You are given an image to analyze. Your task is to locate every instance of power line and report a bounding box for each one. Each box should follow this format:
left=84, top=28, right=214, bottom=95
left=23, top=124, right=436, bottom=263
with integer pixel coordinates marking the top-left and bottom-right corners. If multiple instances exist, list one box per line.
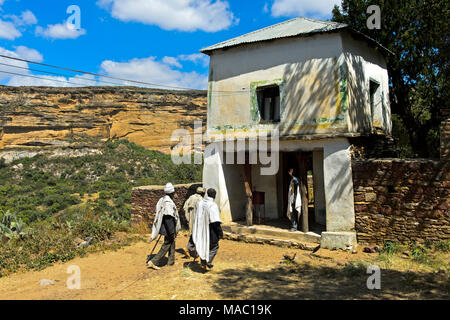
left=0, top=69, right=249, bottom=99
left=0, top=53, right=249, bottom=93
left=0, top=62, right=126, bottom=87
left=0, top=70, right=96, bottom=86
left=0, top=54, right=188, bottom=90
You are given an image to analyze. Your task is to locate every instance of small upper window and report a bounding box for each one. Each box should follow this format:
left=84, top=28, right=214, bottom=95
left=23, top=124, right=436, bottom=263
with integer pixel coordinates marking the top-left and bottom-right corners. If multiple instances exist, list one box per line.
left=369, top=80, right=380, bottom=121
left=257, top=85, right=280, bottom=123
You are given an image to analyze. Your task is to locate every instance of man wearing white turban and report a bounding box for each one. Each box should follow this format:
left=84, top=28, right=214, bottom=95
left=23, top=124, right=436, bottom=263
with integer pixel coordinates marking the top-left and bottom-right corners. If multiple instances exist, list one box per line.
left=147, top=183, right=181, bottom=270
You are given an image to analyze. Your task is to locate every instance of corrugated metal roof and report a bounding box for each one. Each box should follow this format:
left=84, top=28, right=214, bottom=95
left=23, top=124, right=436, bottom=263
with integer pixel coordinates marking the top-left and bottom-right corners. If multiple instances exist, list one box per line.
left=200, top=17, right=348, bottom=54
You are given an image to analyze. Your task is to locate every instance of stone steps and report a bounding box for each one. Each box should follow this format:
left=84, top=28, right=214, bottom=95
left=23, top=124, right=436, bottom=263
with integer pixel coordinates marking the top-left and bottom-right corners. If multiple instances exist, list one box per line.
left=223, top=232, right=319, bottom=251
left=222, top=224, right=321, bottom=251
left=222, top=224, right=321, bottom=243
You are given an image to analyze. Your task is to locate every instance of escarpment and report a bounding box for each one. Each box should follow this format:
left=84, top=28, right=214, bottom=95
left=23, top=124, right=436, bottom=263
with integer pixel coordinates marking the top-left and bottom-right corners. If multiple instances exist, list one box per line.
left=0, top=86, right=207, bottom=157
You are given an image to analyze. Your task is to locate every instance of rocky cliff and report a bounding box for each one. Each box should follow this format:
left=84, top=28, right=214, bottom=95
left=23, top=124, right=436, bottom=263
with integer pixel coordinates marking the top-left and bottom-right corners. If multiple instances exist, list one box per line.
left=0, top=86, right=207, bottom=159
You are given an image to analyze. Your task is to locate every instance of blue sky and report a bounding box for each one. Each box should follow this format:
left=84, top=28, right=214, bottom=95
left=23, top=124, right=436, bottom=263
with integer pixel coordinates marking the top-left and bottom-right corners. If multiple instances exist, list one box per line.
left=0, top=0, right=340, bottom=89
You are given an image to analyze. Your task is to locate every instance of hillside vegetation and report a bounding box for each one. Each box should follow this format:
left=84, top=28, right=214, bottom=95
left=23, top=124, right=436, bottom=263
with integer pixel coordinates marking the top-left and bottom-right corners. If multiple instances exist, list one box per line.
left=0, top=139, right=202, bottom=276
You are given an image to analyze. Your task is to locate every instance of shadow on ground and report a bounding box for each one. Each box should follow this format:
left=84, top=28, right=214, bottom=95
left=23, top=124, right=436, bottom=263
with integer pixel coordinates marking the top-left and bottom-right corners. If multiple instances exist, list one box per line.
left=210, top=260, right=450, bottom=300
left=183, top=261, right=208, bottom=274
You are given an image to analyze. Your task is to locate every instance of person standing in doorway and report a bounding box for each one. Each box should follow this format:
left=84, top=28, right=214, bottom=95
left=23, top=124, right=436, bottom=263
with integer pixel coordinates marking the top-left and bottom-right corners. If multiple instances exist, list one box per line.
left=182, top=187, right=206, bottom=259
left=287, top=168, right=301, bottom=231
left=192, top=188, right=223, bottom=270
left=147, top=183, right=181, bottom=270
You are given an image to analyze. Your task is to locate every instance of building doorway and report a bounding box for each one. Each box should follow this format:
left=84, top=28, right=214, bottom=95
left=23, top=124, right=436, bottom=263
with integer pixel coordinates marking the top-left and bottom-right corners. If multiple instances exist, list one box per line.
left=277, top=151, right=326, bottom=234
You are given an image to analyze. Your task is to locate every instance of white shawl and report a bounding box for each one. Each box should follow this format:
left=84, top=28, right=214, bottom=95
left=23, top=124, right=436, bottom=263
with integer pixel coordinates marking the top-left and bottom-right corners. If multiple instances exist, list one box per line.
left=287, top=178, right=302, bottom=221
left=151, top=195, right=181, bottom=242
left=183, top=193, right=203, bottom=233
left=192, top=196, right=221, bottom=262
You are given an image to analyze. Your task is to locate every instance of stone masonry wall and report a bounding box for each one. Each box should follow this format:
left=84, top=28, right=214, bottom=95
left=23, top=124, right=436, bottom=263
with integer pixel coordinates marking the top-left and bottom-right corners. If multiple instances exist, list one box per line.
left=352, top=159, right=450, bottom=244
left=131, top=183, right=201, bottom=231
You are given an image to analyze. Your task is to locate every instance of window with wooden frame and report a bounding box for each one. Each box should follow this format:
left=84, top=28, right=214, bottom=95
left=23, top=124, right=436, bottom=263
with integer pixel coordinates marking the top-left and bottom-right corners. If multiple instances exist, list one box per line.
left=256, top=85, right=281, bottom=123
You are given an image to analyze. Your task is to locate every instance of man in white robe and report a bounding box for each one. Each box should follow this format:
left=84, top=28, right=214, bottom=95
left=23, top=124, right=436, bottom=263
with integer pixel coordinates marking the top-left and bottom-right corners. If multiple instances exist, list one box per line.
left=287, top=168, right=302, bottom=231
left=182, top=187, right=206, bottom=258
left=147, top=183, right=181, bottom=270
left=192, top=188, right=223, bottom=270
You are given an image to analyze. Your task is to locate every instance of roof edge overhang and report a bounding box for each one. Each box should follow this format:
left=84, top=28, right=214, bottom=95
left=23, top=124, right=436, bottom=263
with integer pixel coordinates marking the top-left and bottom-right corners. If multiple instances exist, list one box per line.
left=200, top=26, right=394, bottom=58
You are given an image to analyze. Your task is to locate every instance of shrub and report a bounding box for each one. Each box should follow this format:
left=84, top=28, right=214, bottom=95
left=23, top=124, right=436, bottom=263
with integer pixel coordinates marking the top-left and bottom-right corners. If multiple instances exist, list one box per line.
left=72, top=216, right=117, bottom=243
left=380, top=241, right=402, bottom=255
left=409, top=242, right=429, bottom=263
left=434, top=240, right=450, bottom=253
left=0, top=210, right=28, bottom=241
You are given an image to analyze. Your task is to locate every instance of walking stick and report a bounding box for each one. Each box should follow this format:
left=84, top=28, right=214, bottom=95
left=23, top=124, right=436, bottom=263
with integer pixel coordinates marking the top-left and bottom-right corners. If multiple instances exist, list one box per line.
left=146, top=235, right=162, bottom=264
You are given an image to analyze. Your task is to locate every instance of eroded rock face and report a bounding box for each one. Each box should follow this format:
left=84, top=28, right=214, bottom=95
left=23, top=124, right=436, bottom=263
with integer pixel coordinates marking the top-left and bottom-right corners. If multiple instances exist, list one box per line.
left=0, top=86, right=207, bottom=153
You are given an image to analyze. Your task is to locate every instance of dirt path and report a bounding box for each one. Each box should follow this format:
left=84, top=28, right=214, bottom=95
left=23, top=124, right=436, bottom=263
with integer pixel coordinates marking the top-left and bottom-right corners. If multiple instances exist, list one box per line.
left=0, top=233, right=448, bottom=300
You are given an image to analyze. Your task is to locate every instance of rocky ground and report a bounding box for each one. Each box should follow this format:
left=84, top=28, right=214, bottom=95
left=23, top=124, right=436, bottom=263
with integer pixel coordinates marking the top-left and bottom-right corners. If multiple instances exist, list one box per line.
left=0, top=232, right=448, bottom=300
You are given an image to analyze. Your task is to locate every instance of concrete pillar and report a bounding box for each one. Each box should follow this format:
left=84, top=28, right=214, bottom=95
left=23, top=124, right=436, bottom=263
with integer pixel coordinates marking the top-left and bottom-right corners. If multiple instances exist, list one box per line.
left=321, top=138, right=356, bottom=249
left=203, top=143, right=232, bottom=223
left=312, top=150, right=326, bottom=226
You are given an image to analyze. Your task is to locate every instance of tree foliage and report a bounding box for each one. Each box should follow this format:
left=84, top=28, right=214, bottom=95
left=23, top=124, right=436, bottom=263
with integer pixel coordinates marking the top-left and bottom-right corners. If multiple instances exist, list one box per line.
left=332, top=0, right=449, bottom=157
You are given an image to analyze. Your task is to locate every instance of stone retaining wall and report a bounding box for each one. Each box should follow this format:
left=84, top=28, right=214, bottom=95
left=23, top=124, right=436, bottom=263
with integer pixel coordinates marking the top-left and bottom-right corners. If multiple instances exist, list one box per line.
left=352, top=159, right=450, bottom=244
left=131, top=182, right=202, bottom=231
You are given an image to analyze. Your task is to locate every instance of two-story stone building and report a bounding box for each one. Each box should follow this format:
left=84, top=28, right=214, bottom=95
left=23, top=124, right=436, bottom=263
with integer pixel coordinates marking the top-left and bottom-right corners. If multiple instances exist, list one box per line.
left=200, top=17, right=392, bottom=249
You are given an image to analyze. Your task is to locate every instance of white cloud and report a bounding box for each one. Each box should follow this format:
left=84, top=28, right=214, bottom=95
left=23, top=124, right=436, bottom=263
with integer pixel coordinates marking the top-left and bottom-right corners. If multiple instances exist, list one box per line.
left=35, top=22, right=86, bottom=39
left=7, top=74, right=68, bottom=87
left=100, top=56, right=208, bottom=89
left=162, top=56, right=182, bottom=68
left=5, top=10, right=38, bottom=26
left=271, top=0, right=340, bottom=19
left=97, top=0, right=237, bottom=32
left=0, top=19, right=21, bottom=40
left=14, top=46, right=43, bottom=62
left=178, top=53, right=209, bottom=67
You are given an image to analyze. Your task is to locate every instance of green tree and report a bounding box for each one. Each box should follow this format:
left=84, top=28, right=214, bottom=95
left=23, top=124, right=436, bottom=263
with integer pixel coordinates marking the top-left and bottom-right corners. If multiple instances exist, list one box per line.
left=332, top=0, right=449, bottom=158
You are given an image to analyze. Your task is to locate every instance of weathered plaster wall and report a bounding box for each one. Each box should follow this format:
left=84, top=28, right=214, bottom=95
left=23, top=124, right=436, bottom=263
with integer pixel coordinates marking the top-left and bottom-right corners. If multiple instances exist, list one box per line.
left=342, top=31, right=391, bottom=135
left=206, top=32, right=391, bottom=141
left=251, top=164, right=280, bottom=220
left=207, top=33, right=350, bottom=138
left=352, top=159, right=449, bottom=244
